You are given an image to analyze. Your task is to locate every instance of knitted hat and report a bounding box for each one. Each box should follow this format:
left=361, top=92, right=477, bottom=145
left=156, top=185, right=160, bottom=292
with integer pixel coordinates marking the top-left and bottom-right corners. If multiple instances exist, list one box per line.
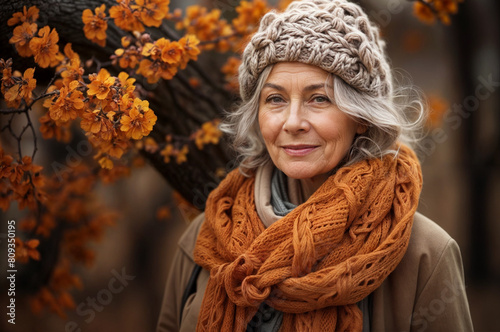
left=238, top=0, right=392, bottom=102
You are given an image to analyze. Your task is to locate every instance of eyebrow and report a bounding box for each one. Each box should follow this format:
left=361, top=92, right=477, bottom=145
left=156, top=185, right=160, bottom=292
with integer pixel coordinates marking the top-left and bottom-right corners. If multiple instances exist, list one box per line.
left=262, top=82, right=333, bottom=92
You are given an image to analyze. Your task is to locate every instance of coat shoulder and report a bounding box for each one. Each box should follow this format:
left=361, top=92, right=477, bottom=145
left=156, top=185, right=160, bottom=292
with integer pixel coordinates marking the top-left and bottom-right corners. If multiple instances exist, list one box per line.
left=406, top=212, right=454, bottom=262
left=397, top=211, right=459, bottom=294
left=370, top=212, right=473, bottom=332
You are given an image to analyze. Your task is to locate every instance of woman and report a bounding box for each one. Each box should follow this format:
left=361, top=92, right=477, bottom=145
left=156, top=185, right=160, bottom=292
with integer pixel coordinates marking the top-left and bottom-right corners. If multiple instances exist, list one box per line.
left=157, top=0, right=473, bottom=331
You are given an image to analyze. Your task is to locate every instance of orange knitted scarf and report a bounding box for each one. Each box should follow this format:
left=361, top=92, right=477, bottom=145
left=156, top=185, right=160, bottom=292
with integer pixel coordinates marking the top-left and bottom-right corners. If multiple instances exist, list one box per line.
left=193, top=145, right=422, bottom=331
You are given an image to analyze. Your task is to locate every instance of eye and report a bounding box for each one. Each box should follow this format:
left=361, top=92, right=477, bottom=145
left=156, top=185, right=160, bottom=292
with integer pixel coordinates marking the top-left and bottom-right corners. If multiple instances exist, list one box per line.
left=311, top=95, right=330, bottom=103
left=265, top=95, right=285, bottom=104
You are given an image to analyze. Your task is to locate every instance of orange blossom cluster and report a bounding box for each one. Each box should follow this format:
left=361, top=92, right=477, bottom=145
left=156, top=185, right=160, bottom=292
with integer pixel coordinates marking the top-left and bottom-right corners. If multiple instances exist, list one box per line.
left=413, top=0, right=463, bottom=25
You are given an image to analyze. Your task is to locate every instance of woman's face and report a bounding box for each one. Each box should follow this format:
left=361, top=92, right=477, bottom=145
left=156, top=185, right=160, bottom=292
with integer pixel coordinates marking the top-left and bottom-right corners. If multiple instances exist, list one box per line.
left=258, top=62, right=364, bottom=180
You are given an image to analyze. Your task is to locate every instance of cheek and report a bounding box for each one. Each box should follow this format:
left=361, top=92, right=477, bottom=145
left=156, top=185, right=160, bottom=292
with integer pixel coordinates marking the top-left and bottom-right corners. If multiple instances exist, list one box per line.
left=319, top=117, right=358, bottom=150
left=259, top=112, right=281, bottom=144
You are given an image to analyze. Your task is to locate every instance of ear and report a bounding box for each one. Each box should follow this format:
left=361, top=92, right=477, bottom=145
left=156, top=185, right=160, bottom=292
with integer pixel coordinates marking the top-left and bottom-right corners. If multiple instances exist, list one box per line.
left=356, top=122, right=368, bottom=135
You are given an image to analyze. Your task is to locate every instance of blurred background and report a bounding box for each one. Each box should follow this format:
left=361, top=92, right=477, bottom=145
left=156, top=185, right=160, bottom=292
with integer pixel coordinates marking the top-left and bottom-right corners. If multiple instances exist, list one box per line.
left=1, top=0, right=499, bottom=331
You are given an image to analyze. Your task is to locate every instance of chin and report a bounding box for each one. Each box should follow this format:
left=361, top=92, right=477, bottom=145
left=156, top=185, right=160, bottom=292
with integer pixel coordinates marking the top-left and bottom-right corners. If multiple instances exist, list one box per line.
left=280, top=167, right=318, bottom=180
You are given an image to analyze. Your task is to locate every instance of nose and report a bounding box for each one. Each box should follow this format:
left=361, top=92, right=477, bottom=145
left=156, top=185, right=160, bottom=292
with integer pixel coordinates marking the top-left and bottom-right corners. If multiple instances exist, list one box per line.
left=283, top=100, right=310, bottom=134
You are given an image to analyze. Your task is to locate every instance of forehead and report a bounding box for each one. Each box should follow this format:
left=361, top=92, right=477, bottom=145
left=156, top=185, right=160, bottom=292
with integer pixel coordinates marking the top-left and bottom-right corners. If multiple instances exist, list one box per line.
left=266, top=62, right=330, bottom=81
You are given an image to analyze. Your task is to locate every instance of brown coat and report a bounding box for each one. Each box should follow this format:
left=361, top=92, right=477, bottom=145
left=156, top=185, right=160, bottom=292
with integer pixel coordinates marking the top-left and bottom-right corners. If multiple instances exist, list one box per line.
left=157, top=212, right=473, bottom=332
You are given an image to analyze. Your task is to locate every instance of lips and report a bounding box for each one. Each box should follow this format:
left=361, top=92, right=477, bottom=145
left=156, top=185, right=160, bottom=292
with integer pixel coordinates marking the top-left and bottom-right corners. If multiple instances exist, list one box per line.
left=281, top=144, right=319, bottom=156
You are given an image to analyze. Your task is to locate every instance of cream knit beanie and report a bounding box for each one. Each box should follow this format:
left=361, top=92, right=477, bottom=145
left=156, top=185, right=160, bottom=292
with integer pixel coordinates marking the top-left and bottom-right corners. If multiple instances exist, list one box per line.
left=239, top=0, right=393, bottom=101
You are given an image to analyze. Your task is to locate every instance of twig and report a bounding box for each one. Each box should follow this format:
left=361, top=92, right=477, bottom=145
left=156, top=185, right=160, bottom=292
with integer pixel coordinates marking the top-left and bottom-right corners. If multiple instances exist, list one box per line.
left=0, top=108, right=26, bottom=114
left=0, top=91, right=58, bottom=114
left=24, top=110, right=38, bottom=160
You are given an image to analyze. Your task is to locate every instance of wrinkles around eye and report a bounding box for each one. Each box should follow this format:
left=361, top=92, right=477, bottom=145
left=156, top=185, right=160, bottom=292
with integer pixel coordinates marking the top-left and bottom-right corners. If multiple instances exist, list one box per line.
left=265, top=95, right=285, bottom=104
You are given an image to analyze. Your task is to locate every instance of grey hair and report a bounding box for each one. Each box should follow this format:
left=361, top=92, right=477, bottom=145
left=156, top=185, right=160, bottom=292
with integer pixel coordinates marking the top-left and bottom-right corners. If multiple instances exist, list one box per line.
left=332, top=71, right=427, bottom=166
left=220, top=65, right=274, bottom=175
left=221, top=65, right=426, bottom=175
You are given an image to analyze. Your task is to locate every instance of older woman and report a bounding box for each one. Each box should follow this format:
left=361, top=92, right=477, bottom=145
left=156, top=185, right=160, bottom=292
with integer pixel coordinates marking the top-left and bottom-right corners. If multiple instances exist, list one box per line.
left=157, top=0, right=473, bottom=331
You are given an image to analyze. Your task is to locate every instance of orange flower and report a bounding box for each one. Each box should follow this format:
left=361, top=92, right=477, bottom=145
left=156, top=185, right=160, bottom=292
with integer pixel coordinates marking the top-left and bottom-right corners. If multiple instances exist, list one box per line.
left=99, top=138, right=130, bottom=159
left=0, top=58, right=14, bottom=86
left=117, top=71, right=136, bottom=95
left=3, top=88, right=20, bottom=107
left=13, top=181, right=37, bottom=210
left=15, top=238, right=41, bottom=263
left=48, top=81, right=84, bottom=122
left=182, top=5, right=206, bottom=29
left=160, top=143, right=174, bottom=163
left=9, top=22, right=38, bottom=57
left=414, top=2, right=436, bottom=24
left=0, top=162, right=14, bottom=185
left=58, top=44, right=84, bottom=86
left=137, top=59, right=178, bottom=83
left=115, top=46, right=140, bottom=69
left=60, top=63, right=83, bottom=86
left=161, top=40, right=183, bottom=64
left=8, top=6, right=39, bottom=26
left=216, top=25, right=234, bottom=52
left=121, top=36, right=131, bottom=48
left=3, top=68, right=37, bottom=107
left=57, top=292, right=76, bottom=311
left=20, top=68, right=37, bottom=101
left=87, top=68, right=115, bottom=100
left=233, top=0, right=269, bottom=35
left=132, top=0, right=170, bottom=28
left=120, top=98, right=157, bottom=140
left=434, top=0, right=459, bottom=14
left=29, top=26, right=61, bottom=68
left=194, top=120, right=222, bottom=149
left=35, top=214, right=56, bottom=238
left=20, top=155, right=43, bottom=174
left=168, top=8, right=182, bottom=21
left=39, top=113, right=72, bottom=142
left=178, top=35, right=200, bottom=69
left=142, top=137, right=159, bottom=153
left=427, top=94, right=449, bottom=127
left=438, top=13, right=451, bottom=25
left=181, top=6, right=233, bottom=51
left=176, top=145, right=189, bottom=164
left=82, top=4, right=108, bottom=47
left=98, top=156, right=114, bottom=169
left=81, top=109, right=115, bottom=141
left=81, top=111, right=101, bottom=134
left=19, top=215, right=37, bottom=233
left=142, top=39, right=164, bottom=60
left=110, top=2, right=145, bottom=32
left=154, top=141, right=189, bottom=164
left=62, top=43, right=80, bottom=64
left=221, top=56, right=241, bottom=91
left=1, top=61, right=16, bottom=107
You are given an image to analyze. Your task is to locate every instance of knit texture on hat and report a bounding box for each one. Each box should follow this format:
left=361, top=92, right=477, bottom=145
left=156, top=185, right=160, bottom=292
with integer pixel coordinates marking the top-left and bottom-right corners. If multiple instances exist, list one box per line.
left=239, top=0, right=392, bottom=101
